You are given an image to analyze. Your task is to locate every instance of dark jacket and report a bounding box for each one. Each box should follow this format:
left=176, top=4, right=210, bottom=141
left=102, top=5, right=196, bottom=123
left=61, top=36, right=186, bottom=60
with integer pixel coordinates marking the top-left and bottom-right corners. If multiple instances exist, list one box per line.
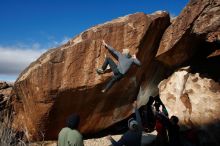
left=110, top=109, right=143, bottom=146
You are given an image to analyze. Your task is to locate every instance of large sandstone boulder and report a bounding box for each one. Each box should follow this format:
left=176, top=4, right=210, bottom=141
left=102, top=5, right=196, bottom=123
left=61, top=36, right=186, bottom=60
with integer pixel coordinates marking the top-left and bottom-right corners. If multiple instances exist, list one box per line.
left=13, top=12, right=170, bottom=141
left=158, top=67, right=220, bottom=145
left=156, top=0, right=220, bottom=67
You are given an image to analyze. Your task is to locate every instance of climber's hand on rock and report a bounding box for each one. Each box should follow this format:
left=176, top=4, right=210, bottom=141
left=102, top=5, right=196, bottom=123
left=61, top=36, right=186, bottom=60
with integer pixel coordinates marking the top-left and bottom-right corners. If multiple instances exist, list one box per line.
left=102, top=40, right=107, bottom=47
left=132, top=54, right=137, bottom=59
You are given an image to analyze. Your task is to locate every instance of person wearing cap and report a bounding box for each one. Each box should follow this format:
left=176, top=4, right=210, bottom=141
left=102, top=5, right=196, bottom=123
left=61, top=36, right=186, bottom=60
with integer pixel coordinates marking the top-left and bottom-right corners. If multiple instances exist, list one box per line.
left=106, top=100, right=143, bottom=146
left=58, top=114, right=84, bottom=146
left=96, top=40, right=141, bottom=93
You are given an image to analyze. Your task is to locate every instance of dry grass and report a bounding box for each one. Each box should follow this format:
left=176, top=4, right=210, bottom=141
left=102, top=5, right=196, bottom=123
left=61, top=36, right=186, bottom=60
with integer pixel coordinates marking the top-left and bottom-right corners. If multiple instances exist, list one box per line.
left=0, top=94, right=26, bottom=146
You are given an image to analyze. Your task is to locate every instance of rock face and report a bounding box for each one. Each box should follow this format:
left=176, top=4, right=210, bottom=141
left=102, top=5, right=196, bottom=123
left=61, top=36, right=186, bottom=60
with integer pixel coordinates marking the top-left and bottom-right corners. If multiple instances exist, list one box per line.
left=159, top=68, right=220, bottom=145
left=156, top=0, right=220, bottom=67
left=137, top=61, right=170, bottom=106
left=13, top=12, right=170, bottom=141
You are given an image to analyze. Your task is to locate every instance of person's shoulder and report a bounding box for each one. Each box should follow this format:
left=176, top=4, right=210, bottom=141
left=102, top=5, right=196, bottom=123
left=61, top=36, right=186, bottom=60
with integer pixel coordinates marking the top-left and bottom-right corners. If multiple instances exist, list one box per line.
left=59, top=127, right=71, bottom=136
left=66, top=130, right=83, bottom=144
left=70, top=129, right=83, bottom=137
left=60, top=127, right=70, bottom=132
left=74, top=129, right=82, bottom=134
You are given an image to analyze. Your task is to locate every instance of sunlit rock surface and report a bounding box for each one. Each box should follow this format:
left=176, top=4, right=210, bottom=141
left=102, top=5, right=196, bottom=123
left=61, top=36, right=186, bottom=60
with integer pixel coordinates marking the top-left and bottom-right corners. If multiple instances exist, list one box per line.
left=156, top=0, right=220, bottom=67
left=159, top=67, right=220, bottom=145
left=13, top=12, right=170, bottom=141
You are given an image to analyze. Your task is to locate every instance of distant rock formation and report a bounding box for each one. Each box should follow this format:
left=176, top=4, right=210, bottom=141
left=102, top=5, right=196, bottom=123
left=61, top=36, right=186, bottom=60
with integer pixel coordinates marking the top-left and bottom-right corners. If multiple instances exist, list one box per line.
left=0, top=81, right=9, bottom=90
left=0, top=81, right=14, bottom=102
left=13, top=12, right=170, bottom=141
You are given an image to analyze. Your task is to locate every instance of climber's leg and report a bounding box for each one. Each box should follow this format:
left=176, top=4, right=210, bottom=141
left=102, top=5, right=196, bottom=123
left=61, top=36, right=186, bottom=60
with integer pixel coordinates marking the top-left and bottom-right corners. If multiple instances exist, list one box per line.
left=97, top=57, right=118, bottom=74
left=102, top=73, right=123, bottom=93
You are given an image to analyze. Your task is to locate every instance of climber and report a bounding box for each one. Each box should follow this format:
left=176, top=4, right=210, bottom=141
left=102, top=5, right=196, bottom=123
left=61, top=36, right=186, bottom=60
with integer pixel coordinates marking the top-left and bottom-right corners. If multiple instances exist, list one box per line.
left=96, top=40, right=141, bottom=93
left=106, top=100, right=143, bottom=146
left=58, top=114, right=84, bottom=146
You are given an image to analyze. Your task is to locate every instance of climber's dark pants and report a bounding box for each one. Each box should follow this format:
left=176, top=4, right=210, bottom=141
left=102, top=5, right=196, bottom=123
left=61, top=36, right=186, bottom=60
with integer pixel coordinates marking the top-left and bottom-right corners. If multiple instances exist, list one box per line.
left=102, top=57, right=123, bottom=91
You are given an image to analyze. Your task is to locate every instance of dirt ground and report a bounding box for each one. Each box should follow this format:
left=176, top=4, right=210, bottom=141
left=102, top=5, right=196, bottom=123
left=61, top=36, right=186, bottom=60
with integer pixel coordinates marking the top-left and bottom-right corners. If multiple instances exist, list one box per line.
left=29, top=131, right=157, bottom=146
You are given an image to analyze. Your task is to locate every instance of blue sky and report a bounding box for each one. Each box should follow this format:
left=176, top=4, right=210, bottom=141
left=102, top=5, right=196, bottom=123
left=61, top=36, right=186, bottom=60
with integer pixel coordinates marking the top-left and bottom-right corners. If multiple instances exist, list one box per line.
left=0, top=0, right=188, bottom=82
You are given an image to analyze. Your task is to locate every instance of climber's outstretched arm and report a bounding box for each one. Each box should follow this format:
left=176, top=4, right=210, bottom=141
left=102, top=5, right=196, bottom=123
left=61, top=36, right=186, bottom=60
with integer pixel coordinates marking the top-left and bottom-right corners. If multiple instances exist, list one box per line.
left=132, top=54, right=141, bottom=66
left=103, top=40, right=121, bottom=58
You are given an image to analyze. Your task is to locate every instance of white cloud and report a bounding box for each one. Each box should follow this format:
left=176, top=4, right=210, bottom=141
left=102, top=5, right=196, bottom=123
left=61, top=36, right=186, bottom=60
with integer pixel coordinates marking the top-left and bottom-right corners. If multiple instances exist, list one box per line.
left=0, top=36, right=70, bottom=82
left=0, top=46, right=45, bottom=75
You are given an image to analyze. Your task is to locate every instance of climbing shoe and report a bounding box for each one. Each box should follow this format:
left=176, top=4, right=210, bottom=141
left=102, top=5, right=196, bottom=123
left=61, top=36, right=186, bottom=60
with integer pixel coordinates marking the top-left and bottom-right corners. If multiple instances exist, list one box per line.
left=101, top=89, right=106, bottom=93
left=96, top=68, right=105, bottom=74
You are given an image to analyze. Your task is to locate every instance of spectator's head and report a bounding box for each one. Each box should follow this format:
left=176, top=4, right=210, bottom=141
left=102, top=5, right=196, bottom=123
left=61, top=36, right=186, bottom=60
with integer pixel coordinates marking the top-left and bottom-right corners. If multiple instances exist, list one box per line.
left=128, top=118, right=138, bottom=131
left=170, top=115, right=179, bottom=125
left=122, top=49, right=130, bottom=56
left=66, top=114, right=80, bottom=130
